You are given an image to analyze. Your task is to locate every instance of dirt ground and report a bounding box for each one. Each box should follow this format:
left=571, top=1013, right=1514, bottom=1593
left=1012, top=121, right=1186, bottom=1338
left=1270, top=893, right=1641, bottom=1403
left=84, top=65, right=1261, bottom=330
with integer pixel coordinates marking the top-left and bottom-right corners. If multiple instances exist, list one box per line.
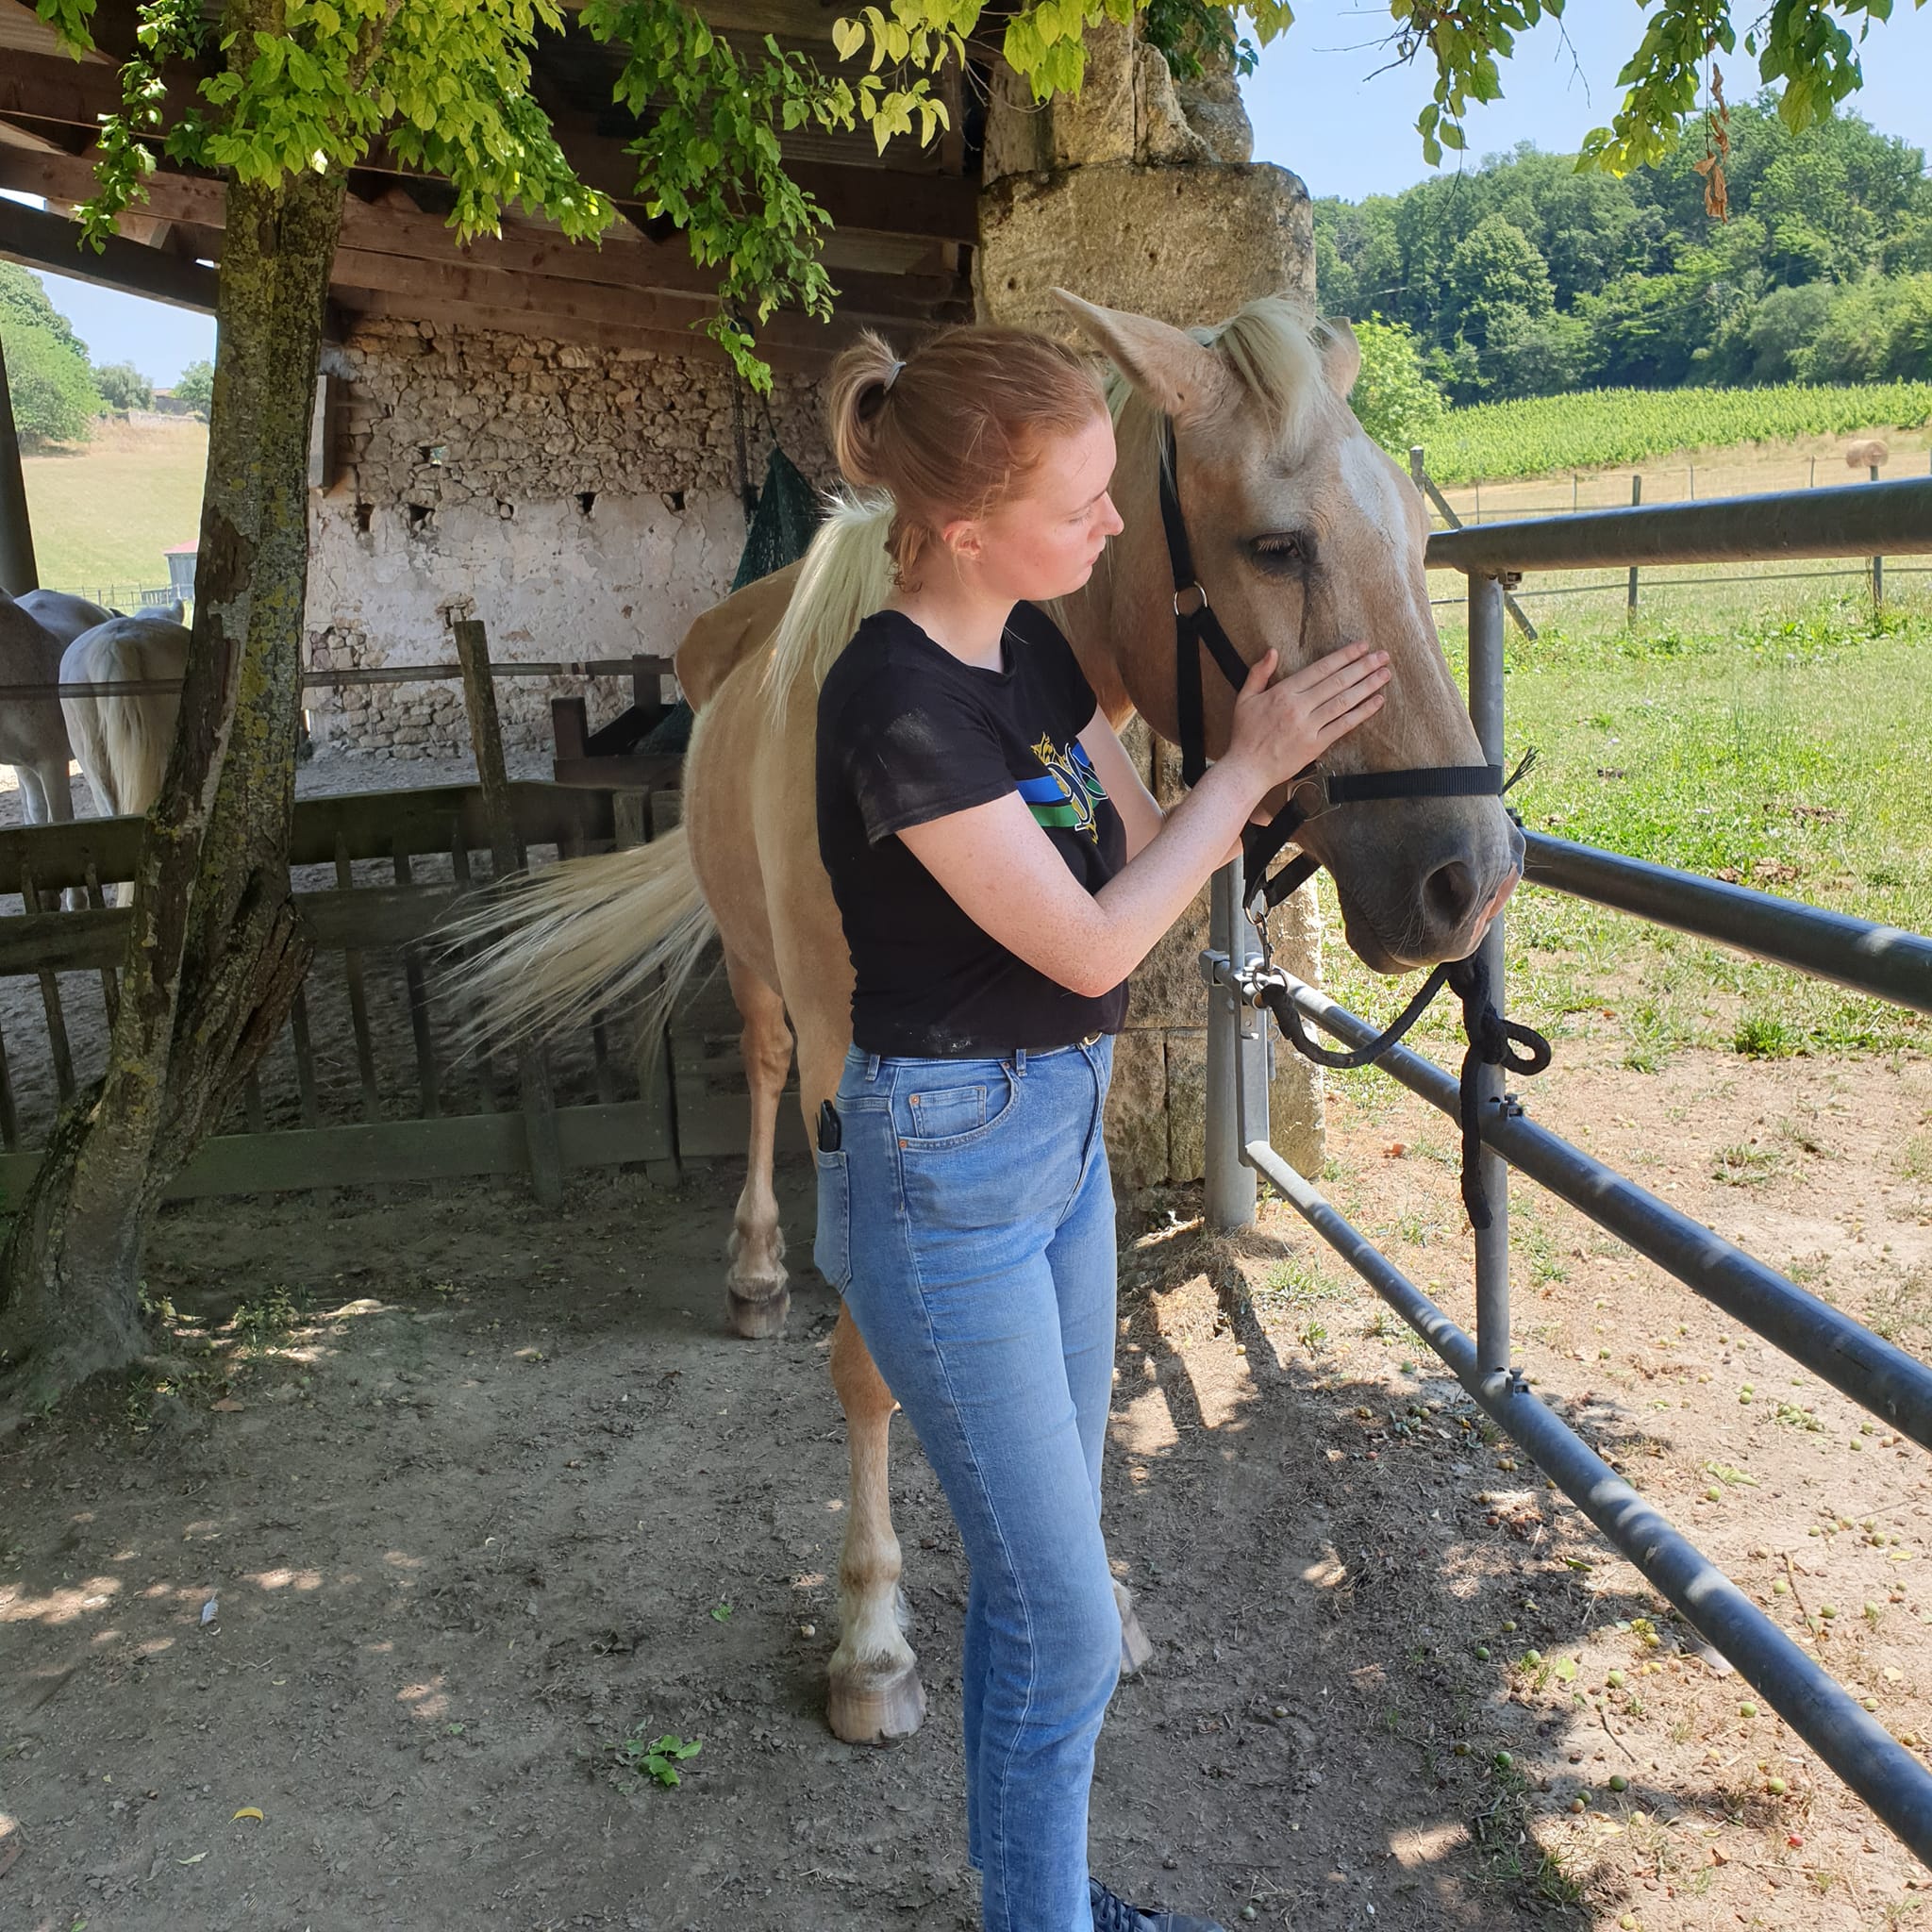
left=3, top=998, right=1929, bottom=1931
left=5, top=753, right=1932, bottom=1929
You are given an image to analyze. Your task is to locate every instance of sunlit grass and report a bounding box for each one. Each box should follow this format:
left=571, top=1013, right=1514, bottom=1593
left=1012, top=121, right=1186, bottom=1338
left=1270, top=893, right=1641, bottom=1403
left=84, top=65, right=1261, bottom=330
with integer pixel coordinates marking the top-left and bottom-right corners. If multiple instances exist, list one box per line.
left=19, top=415, right=206, bottom=599
left=1310, top=590, right=1932, bottom=1079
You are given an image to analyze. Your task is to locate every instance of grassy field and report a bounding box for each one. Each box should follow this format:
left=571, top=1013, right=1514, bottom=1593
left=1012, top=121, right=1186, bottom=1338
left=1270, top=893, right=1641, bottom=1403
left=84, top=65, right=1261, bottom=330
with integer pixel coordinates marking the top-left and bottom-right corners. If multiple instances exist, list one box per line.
left=1421, top=381, right=1932, bottom=487
left=1315, top=586, right=1932, bottom=1091
left=20, top=414, right=206, bottom=598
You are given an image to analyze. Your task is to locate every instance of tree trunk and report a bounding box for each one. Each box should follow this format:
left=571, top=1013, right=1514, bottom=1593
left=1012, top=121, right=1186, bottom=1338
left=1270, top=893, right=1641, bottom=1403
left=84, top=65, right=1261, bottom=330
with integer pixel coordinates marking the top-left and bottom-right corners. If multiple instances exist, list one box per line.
left=0, top=167, right=343, bottom=1424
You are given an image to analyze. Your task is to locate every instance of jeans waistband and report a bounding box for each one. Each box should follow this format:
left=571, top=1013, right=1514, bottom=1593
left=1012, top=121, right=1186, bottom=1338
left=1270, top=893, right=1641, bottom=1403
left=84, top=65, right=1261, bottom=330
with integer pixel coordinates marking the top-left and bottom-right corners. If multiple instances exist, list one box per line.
left=847, top=1032, right=1107, bottom=1082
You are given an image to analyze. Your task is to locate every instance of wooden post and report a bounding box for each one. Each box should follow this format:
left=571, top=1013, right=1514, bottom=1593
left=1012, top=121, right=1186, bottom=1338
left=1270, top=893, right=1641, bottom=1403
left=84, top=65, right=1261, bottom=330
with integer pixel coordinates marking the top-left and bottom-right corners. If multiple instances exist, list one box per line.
left=551, top=695, right=589, bottom=765
left=451, top=617, right=564, bottom=1208
left=1871, top=463, right=1884, bottom=608
left=1626, top=475, right=1642, bottom=620
left=0, top=332, right=38, bottom=595
left=1408, top=446, right=1537, bottom=641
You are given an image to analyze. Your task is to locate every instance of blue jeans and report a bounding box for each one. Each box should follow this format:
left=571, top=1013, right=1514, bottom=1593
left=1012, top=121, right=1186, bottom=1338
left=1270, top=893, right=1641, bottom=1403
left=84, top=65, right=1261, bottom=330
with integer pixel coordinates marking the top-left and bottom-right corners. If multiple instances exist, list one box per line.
left=815, top=1036, right=1121, bottom=1932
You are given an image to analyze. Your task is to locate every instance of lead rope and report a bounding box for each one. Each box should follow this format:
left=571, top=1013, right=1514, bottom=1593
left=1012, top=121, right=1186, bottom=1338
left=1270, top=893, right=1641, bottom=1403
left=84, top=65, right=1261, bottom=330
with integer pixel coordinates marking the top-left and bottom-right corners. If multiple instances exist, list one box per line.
left=1444, top=952, right=1553, bottom=1230
left=1249, top=758, right=1552, bottom=1232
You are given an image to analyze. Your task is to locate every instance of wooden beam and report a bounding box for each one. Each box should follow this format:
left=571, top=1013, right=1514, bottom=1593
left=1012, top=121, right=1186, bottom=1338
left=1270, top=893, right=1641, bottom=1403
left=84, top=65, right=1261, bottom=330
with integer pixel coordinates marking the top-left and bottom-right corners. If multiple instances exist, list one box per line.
left=0, top=193, right=217, bottom=311
left=0, top=143, right=960, bottom=303
left=0, top=1099, right=677, bottom=1201
left=0, top=42, right=981, bottom=244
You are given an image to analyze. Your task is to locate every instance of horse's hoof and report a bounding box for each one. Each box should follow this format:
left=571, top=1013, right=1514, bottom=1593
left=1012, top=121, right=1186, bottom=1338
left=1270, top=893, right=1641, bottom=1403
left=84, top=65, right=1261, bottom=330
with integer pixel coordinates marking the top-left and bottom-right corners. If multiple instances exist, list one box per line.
left=826, top=1660, right=926, bottom=1745
left=1119, top=1598, right=1153, bottom=1675
left=726, top=1283, right=791, bottom=1339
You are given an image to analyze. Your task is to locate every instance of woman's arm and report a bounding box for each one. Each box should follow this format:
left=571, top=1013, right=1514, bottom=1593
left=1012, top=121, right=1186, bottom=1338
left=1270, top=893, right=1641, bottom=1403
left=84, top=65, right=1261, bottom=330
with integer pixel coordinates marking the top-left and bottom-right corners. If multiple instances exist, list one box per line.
left=1076, top=708, right=1162, bottom=860
left=898, top=641, right=1390, bottom=998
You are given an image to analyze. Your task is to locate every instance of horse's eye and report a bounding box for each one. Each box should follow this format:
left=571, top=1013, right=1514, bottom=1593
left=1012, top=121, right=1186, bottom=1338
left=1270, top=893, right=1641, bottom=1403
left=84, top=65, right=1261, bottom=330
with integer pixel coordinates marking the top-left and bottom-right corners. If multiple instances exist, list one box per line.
left=1250, top=533, right=1309, bottom=574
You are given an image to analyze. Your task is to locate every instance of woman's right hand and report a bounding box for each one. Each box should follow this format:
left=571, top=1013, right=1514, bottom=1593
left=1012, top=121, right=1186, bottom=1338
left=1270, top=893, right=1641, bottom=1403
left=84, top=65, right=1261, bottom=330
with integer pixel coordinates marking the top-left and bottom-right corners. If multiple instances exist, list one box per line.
left=1224, top=641, right=1391, bottom=792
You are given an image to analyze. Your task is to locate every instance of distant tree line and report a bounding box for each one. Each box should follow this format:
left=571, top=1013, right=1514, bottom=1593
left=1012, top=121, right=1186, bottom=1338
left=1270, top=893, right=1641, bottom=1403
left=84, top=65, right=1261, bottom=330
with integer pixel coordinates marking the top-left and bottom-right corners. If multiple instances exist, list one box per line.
left=1318, top=96, right=1932, bottom=425
left=0, top=264, right=208, bottom=446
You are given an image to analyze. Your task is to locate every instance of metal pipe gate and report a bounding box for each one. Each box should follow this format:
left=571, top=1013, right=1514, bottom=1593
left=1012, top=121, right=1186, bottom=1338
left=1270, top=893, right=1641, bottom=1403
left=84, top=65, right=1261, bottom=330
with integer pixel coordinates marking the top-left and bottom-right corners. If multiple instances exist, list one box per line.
left=1199, top=475, right=1932, bottom=1862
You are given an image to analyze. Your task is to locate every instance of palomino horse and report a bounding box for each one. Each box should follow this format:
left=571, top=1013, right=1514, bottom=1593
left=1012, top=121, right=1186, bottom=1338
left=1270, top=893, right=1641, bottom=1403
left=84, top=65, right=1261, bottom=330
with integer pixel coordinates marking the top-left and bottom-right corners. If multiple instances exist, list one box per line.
left=460, top=293, right=1522, bottom=1744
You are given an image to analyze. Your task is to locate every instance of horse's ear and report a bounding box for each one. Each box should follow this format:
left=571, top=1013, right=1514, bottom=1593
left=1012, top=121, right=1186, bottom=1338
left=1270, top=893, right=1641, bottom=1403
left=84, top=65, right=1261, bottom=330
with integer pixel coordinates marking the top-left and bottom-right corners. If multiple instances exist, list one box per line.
left=1050, top=289, right=1234, bottom=430
left=1320, top=318, right=1362, bottom=400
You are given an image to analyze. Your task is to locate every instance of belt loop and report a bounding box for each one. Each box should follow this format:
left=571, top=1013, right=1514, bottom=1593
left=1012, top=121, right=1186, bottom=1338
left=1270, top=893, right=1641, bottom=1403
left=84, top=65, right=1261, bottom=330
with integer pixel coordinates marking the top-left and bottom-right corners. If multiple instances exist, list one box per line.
left=1012, top=1047, right=1027, bottom=1077
left=864, top=1053, right=881, bottom=1082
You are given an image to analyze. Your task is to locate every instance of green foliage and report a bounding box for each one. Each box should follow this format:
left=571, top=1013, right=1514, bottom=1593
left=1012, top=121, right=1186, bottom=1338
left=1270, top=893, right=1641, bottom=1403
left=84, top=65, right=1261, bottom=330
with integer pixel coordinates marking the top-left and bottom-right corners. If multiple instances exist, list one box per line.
left=33, top=1, right=610, bottom=227
left=0, top=319, right=103, bottom=446
left=173, top=358, right=214, bottom=418
left=1786, top=272, right=1932, bottom=383
left=582, top=0, right=855, bottom=380
left=0, top=262, right=86, bottom=358
left=29, top=0, right=1920, bottom=389
left=95, top=361, right=155, bottom=411
left=1140, top=0, right=1257, bottom=79
left=608, top=1727, right=703, bottom=1788
left=1345, top=314, right=1447, bottom=453
left=1417, top=378, right=1932, bottom=483
left=1316, top=100, right=1931, bottom=404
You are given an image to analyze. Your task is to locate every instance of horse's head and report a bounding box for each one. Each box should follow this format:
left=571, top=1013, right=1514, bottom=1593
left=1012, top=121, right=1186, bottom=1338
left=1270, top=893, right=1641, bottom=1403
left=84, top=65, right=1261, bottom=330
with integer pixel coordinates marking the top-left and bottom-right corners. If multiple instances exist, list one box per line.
left=1055, top=291, right=1521, bottom=974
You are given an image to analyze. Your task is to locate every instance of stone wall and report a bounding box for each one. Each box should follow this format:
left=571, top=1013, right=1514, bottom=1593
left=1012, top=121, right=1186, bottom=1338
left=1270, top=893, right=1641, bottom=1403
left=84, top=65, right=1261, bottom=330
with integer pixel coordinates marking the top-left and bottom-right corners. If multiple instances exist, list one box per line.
left=974, top=19, right=1327, bottom=1185
left=306, top=320, right=837, bottom=753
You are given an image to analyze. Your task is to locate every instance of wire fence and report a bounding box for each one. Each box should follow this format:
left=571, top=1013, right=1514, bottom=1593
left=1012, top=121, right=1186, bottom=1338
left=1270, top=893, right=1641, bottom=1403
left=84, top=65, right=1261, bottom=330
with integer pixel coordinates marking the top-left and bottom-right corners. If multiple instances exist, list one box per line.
left=1412, top=448, right=1930, bottom=624
left=1421, top=446, right=1932, bottom=528
left=36, top=584, right=186, bottom=612
left=1426, top=561, right=1932, bottom=609
left=0, top=654, right=675, bottom=702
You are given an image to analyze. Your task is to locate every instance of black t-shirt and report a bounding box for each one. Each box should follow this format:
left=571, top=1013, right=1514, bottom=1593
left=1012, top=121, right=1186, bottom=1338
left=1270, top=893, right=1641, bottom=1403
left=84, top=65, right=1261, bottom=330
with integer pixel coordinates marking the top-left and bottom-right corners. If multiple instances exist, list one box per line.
left=816, top=602, right=1129, bottom=1057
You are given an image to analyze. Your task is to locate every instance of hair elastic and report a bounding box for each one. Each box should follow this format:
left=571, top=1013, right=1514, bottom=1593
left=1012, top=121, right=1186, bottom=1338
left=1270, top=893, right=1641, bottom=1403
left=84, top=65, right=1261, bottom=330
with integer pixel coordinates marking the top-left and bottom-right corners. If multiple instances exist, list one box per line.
left=882, top=358, right=906, bottom=395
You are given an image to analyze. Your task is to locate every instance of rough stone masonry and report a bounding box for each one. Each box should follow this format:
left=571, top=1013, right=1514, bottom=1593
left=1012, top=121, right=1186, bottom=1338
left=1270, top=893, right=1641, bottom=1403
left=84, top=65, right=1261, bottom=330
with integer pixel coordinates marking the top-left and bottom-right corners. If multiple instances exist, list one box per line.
left=305, top=321, right=835, bottom=754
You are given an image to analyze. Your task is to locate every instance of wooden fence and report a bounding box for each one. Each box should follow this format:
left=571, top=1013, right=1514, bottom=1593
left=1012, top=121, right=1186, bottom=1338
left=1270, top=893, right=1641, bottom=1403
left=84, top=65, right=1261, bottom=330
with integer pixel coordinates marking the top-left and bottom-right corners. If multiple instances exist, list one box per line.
left=0, top=780, right=771, bottom=1206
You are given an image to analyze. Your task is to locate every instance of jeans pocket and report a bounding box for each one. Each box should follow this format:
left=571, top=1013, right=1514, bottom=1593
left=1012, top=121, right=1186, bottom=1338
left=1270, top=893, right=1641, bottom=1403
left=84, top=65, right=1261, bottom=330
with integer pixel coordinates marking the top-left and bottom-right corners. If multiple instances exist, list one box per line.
left=906, top=1082, right=987, bottom=1141
left=895, top=1064, right=1019, bottom=1150
left=813, top=1148, right=852, bottom=1291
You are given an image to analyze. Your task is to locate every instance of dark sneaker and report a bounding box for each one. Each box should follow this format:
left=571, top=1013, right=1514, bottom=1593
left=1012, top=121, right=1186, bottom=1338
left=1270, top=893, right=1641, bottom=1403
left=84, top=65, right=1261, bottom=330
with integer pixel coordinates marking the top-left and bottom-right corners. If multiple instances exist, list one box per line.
left=1089, top=1874, right=1229, bottom=1932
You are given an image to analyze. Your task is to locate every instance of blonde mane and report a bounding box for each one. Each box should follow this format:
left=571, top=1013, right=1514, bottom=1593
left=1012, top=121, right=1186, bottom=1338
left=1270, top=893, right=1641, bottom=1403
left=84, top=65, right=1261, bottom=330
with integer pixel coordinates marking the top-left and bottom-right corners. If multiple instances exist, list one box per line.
left=764, top=297, right=1338, bottom=717
left=1107, top=294, right=1336, bottom=490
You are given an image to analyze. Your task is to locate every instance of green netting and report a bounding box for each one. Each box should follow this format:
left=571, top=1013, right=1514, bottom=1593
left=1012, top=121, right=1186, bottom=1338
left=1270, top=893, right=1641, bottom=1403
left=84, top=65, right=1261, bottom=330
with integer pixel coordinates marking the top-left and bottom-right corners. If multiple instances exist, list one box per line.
left=731, top=447, right=820, bottom=591
left=641, top=447, right=821, bottom=755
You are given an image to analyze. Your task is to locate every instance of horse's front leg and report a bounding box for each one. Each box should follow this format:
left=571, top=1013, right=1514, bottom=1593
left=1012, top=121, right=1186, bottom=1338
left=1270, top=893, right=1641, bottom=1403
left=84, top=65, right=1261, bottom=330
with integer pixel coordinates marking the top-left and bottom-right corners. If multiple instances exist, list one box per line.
left=723, top=947, right=793, bottom=1340
left=827, top=1306, right=925, bottom=1742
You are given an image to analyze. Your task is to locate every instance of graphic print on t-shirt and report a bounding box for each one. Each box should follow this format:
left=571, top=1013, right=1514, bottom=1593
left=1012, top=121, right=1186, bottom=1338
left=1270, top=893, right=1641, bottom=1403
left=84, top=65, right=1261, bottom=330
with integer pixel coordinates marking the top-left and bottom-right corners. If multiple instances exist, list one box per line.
left=1017, top=733, right=1109, bottom=842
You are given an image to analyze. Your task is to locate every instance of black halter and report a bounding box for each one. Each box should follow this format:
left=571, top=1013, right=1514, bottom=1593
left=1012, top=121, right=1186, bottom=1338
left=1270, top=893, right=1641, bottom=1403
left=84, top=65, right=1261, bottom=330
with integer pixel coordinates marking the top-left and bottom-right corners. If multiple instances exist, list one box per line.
left=1156, top=417, right=1550, bottom=1229
left=1158, top=418, right=1510, bottom=921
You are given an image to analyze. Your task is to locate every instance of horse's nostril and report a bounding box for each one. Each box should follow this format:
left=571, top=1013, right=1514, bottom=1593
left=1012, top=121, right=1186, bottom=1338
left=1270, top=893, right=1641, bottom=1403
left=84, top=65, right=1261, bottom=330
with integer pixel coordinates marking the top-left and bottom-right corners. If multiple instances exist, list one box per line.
left=1424, top=859, right=1478, bottom=935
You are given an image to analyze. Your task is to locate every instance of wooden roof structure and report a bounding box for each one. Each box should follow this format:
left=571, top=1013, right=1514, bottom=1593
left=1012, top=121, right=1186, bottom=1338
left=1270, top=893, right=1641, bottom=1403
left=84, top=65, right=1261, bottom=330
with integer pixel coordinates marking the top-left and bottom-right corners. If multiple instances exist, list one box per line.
left=0, top=0, right=984, bottom=370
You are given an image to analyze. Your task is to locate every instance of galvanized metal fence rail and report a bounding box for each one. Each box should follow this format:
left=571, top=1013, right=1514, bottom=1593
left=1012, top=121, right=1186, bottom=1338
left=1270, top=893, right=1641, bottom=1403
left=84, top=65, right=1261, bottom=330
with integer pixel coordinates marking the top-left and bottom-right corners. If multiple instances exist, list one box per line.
left=1199, top=475, right=1932, bottom=1861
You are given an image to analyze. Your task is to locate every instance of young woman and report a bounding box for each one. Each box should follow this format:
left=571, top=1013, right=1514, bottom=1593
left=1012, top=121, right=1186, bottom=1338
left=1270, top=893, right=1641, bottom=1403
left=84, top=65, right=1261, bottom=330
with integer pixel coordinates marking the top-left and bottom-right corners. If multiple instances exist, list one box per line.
left=813, top=324, right=1391, bottom=1932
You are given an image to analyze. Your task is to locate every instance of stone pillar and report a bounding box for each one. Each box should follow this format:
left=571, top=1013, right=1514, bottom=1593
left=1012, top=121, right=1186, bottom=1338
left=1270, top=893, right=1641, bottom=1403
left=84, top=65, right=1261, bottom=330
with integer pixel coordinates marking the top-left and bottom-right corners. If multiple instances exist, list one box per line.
left=974, top=22, right=1325, bottom=1188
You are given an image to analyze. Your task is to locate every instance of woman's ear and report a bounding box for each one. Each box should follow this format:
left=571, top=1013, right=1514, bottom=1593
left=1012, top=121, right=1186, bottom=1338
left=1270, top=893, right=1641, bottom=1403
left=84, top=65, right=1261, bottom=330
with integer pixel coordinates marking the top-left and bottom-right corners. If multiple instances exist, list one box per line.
left=941, top=515, right=984, bottom=565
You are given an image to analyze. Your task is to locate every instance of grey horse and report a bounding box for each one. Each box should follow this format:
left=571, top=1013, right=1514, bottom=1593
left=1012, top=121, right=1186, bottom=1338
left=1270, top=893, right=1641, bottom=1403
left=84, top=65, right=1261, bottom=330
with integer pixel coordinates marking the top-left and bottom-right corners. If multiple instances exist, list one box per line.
left=0, top=590, right=76, bottom=827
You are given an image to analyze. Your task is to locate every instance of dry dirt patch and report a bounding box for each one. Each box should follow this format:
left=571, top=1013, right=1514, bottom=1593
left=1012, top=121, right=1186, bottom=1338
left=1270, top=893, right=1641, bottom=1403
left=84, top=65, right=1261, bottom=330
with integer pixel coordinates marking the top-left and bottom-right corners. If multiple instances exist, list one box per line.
left=0, top=1032, right=1928, bottom=1931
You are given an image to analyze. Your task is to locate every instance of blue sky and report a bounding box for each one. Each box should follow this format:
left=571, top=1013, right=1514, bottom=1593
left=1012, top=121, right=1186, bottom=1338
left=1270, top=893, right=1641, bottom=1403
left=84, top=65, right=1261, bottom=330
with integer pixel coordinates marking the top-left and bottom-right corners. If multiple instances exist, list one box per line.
left=1244, top=0, right=1932, bottom=200
left=10, top=0, right=1932, bottom=381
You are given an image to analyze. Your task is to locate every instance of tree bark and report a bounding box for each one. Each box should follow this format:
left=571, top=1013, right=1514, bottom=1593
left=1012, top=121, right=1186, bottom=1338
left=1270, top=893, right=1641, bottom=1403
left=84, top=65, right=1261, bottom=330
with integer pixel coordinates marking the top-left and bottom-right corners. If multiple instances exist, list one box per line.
left=0, top=165, right=343, bottom=1424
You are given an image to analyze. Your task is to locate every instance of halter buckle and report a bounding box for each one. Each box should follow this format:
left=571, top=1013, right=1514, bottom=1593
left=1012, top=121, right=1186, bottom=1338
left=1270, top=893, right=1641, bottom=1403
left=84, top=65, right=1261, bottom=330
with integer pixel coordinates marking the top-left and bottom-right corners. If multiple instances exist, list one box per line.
left=1174, top=582, right=1209, bottom=620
